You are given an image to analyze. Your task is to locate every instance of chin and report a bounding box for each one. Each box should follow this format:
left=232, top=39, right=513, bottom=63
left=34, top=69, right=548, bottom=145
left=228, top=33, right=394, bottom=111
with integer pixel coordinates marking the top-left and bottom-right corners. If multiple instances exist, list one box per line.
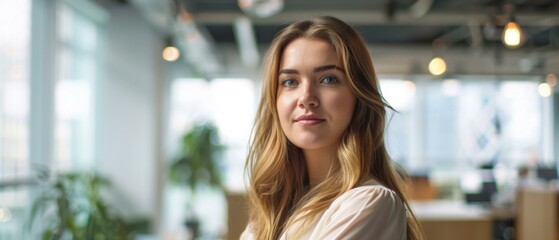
left=291, top=139, right=332, bottom=150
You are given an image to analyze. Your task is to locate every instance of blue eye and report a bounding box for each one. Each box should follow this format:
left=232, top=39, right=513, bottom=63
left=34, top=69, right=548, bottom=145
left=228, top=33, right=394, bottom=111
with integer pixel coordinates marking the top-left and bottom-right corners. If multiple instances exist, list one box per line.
left=281, top=79, right=297, bottom=87
left=320, top=76, right=338, bottom=84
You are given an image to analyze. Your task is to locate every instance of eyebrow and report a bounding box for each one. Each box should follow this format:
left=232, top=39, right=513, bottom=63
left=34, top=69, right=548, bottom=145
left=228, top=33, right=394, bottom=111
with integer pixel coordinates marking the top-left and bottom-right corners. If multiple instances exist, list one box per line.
left=279, top=64, right=345, bottom=74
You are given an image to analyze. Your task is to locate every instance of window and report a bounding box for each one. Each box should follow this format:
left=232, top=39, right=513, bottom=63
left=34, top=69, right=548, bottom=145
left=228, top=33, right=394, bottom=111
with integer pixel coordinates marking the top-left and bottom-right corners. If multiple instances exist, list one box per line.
left=381, top=80, right=415, bottom=167
left=53, top=1, right=100, bottom=171
left=381, top=77, right=552, bottom=181
left=0, top=0, right=31, bottom=237
left=166, top=77, right=257, bottom=235
left=498, top=81, right=545, bottom=165
left=0, top=0, right=104, bottom=237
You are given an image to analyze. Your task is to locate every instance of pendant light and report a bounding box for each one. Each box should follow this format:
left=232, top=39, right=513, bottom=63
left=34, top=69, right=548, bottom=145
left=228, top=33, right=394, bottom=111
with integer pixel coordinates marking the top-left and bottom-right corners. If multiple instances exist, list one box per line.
left=162, top=37, right=180, bottom=62
left=428, top=57, right=447, bottom=76
left=502, top=17, right=523, bottom=48
left=429, top=38, right=447, bottom=76
left=501, top=3, right=523, bottom=49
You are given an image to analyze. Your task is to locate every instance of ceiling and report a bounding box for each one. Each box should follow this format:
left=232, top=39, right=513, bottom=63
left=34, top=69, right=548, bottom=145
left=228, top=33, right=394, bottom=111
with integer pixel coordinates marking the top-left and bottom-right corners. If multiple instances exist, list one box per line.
left=180, top=0, right=559, bottom=48
left=129, top=0, right=559, bottom=75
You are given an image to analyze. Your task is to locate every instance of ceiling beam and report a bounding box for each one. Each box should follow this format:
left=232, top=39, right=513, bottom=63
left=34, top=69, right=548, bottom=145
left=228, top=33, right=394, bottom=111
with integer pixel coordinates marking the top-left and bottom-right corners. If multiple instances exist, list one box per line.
left=191, top=10, right=559, bottom=27
left=233, top=17, right=260, bottom=68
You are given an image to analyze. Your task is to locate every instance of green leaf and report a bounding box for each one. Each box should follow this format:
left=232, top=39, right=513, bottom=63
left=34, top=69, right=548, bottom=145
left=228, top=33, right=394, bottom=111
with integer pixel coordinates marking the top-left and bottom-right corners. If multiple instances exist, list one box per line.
left=168, top=121, right=226, bottom=192
left=28, top=170, right=136, bottom=240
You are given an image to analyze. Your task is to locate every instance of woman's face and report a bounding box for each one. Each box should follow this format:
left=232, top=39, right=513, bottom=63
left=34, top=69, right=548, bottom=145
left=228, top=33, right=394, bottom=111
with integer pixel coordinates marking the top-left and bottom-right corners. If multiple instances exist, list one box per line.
left=276, top=38, right=356, bottom=151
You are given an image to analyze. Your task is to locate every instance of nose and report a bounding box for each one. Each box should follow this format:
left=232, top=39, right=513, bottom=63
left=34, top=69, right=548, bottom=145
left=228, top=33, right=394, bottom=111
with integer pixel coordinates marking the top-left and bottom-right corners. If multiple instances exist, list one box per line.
left=298, top=84, right=319, bottom=109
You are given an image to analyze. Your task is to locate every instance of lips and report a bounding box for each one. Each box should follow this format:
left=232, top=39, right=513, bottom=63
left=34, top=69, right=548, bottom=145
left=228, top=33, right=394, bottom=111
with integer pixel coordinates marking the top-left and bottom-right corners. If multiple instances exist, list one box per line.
left=295, top=115, right=325, bottom=126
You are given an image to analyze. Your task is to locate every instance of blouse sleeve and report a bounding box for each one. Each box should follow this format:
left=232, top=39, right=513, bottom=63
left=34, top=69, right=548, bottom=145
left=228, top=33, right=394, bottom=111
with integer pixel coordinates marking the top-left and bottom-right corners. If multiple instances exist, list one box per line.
left=239, top=223, right=253, bottom=240
left=311, top=185, right=407, bottom=240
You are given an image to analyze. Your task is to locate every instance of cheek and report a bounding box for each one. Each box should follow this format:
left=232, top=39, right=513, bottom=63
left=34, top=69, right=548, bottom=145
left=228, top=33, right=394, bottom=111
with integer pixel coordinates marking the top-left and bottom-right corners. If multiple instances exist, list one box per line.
left=327, top=92, right=356, bottom=122
left=276, top=94, right=294, bottom=126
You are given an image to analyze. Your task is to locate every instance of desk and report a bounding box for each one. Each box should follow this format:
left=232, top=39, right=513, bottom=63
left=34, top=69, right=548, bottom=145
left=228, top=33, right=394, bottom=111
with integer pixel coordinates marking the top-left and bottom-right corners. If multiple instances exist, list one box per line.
left=517, top=188, right=559, bottom=240
left=411, top=200, right=493, bottom=240
left=226, top=192, right=249, bottom=240
left=412, top=188, right=559, bottom=240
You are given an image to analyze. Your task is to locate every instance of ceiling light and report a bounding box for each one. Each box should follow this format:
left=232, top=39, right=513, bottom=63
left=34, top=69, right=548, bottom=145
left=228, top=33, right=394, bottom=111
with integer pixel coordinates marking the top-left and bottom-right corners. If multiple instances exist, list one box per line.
left=538, top=83, right=552, bottom=97
left=502, top=20, right=523, bottom=48
left=429, top=38, right=447, bottom=76
left=428, top=57, right=447, bottom=76
left=546, top=73, right=557, bottom=87
left=162, top=37, right=180, bottom=62
left=238, top=0, right=284, bottom=18
left=162, top=46, right=180, bottom=62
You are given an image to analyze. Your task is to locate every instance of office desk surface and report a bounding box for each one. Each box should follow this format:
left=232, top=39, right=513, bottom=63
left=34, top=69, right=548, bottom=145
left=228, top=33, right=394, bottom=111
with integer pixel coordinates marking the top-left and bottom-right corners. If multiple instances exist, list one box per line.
left=411, top=200, right=493, bottom=240
left=411, top=200, right=492, bottom=220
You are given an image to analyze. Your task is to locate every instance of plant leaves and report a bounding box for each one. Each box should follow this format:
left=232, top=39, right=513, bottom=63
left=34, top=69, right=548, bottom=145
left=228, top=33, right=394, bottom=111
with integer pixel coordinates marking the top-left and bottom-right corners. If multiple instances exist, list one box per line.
left=28, top=170, right=134, bottom=239
left=169, top=121, right=225, bottom=192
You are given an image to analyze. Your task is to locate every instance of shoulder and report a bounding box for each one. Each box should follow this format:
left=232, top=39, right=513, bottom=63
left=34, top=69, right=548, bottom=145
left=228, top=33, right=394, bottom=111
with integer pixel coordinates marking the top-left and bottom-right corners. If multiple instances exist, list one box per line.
left=310, top=180, right=408, bottom=239
left=321, top=180, right=407, bottom=225
left=240, top=223, right=254, bottom=240
left=332, top=180, right=405, bottom=212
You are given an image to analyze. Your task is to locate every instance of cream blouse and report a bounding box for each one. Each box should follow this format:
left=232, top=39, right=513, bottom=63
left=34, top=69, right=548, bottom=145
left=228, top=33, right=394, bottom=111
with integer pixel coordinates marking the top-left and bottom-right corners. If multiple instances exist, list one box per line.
left=240, top=180, right=407, bottom=240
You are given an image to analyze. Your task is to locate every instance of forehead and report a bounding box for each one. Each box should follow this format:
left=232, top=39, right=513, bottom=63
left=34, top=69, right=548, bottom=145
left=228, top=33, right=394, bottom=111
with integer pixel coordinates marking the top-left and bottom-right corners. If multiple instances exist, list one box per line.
left=279, top=38, right=339, bottom=69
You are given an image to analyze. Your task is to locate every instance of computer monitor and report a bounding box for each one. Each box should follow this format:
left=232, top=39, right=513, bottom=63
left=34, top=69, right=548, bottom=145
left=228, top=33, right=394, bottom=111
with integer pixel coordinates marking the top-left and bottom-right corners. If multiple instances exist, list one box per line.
left=536, top=166, right=558, bottom=182
left=464, top=181, right=497, bottom=205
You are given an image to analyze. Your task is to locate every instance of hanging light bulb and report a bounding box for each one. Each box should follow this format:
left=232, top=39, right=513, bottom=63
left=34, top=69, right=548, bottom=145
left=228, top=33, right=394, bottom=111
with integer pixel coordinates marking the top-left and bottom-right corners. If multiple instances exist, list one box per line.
left=538, top=83, right=552, bottom=97
left=163, top=46, right=180, bottom=62
left=502, top=19, right=523, bottom=48
left=428, top=56, right=447, bottom=76
left=238, top=0, right=284, bottom=18
left=429, top=38, right=447, bottom=76
left=162, top=37, right=180, bottom=62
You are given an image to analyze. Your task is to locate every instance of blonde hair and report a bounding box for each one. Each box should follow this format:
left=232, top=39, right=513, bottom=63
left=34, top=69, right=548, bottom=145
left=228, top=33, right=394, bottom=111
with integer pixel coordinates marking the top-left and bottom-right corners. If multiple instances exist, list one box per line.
left=246, top=16, right=424, bottom=240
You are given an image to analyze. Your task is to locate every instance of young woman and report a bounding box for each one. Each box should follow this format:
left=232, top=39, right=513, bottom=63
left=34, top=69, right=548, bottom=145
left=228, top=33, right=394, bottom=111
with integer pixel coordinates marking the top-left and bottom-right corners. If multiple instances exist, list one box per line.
left=241, top=16, right=424, bottom=240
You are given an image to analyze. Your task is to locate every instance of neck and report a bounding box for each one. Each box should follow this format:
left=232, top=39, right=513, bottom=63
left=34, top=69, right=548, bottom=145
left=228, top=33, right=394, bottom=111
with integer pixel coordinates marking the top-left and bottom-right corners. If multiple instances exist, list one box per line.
left=303, top=146, right=337, bottom=188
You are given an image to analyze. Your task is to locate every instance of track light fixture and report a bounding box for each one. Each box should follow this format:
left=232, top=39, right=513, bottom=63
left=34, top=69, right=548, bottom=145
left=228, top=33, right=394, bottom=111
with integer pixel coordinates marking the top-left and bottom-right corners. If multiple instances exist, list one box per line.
left=162, top=37, right=180, bottom=62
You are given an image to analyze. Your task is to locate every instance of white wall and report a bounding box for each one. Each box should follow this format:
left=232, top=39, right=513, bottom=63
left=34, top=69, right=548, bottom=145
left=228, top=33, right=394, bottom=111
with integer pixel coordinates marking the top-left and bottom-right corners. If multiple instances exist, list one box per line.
left=97, top=2, right=164, bottom=224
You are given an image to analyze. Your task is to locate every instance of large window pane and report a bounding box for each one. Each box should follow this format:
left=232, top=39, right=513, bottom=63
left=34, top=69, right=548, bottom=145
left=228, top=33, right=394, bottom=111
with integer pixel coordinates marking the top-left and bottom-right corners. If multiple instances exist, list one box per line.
left=381, top=79, right=415, bottom=166
left=381, top=77, right=550, bottom=184
left=0, top=0, right=31, bottom=238
left=498, top=81, right=542, bottom=166
left=165, top=78, right=256, bottom=236
left=53, top=2, right=98, bottom=171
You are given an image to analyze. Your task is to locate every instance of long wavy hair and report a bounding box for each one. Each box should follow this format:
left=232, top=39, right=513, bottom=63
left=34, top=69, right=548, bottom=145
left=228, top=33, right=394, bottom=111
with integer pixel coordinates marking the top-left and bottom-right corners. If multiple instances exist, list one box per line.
left=245, top=16, right=424, bottom=240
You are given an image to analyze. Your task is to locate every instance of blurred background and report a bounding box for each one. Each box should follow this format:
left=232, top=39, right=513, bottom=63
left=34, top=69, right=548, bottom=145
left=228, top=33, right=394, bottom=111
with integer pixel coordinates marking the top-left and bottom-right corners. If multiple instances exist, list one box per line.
left=0, top=0, right=558, bottom=239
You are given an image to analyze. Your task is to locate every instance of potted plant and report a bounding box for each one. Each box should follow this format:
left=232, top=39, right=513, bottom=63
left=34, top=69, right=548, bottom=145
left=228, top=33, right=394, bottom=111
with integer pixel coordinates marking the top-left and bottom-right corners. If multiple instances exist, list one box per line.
left=27, top=169, right=146, bottom=240
left=168, top=121, right=225, bottom=238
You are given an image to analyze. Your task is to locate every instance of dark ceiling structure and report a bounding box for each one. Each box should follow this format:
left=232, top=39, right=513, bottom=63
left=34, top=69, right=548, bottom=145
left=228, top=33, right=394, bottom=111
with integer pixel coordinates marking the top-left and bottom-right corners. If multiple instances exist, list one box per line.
left=178, top=0, right=559, bottom=49
left=128, top=0, right=559, bottom=75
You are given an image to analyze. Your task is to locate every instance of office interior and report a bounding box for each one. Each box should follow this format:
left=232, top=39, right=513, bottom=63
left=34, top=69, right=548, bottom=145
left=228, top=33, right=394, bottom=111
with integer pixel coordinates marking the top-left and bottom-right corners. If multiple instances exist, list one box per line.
left=1, top=0, right=558, bottom=239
